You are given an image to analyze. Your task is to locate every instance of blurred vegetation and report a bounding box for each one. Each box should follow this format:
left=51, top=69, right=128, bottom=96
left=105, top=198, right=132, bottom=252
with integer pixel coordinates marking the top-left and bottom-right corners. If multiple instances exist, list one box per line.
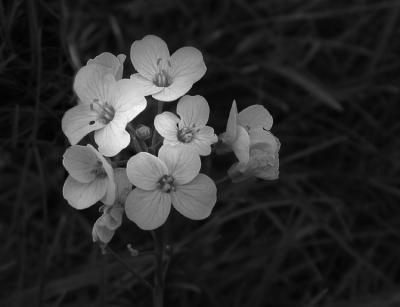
left=1, top=0, right=400, bottom=306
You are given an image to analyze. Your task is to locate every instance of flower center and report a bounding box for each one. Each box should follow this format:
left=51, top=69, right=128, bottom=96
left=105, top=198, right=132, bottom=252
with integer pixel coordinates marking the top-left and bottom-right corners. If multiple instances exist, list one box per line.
left=177, top=127, right=195, bottom=143
left=158, top=175, right=175, bottom=193
left=92, top=160, right=107, bottom=178
left=153, top=58, right=172, bottom=87
left=90, top=99, right=115, bottom=125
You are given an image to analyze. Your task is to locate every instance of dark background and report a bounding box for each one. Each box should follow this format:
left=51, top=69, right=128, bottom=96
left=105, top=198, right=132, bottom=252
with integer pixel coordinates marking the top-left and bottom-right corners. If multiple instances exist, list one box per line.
left=1, top=0, right=400, bottom=306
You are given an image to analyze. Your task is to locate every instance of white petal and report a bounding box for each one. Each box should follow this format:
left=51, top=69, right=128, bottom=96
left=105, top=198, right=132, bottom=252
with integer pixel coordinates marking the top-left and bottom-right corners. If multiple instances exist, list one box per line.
left=63, top=175, right=108, bottom=209
left=101, top=178, right=117, bottom=206
left=158, top=145, right=200, bottom=185
left=62, top=145, right=99, bottom=183
left=187, top=141, right=211, bottom=156
left=61, top=104, right=105, bottom=145
left=113, top=168, right=132, bottom=204
left=171, top=174, right=216, bottom=220
left=248, top=129, right=279, bottom=152
left=170, top=46, right=206, bottom=85
left=191, top=126, right=218, bottom=156
left=254, top=159, right=279, bottom=180
left=231, top=125, right=250, bottom=164
left=116, top=54, right=126, bottom=80
left=151, top=77, right=193, bottom=102
left=103, top=205, right=124, bottom=230
left=94, top=120, right=130, bottom=157
left=92, top=217, right=115, bottom=244
left=152, top=47, right=206, bottom=102
left=130, top=35, right=170, bottom=81
left=238, top=104, right=273, bottom=130
left=87, top=52, right=126, bottom=80
left=154, top=112, right=179, bottom=142
left=112, top=78, right=147, bottom=121
left=125, top=188, right=171, bottom=230
left=73, top=65, right=116, bottom=105
left=130, top=73, right=163, bottom=96
left=220, top=100, right=238, bottom=144
left=126, top=152, right=167, bottom=190
left=176, top=95, right=210, bottom=128
left=87, top=144, right=115, bottom=180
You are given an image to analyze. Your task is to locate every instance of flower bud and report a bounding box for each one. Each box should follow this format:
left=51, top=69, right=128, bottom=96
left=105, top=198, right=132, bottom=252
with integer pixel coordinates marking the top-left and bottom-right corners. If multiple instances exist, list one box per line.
left=135, top=124, right=151, bottom=140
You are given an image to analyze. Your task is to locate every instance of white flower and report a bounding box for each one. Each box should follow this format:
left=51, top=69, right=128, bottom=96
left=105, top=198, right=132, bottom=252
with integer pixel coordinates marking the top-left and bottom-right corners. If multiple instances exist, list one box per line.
left=220, top=100, right=276, bottom=163
left=130, top=35, right=206, bottom=102
left=61, top=64, right=147, bottom=157
left=125, top=145, right=217, bottom=230
left=154, top=95, right=218, bottom=156
left=62, top=144, right=116, bottom=209
left=220, top=100, right=280, bottom=181
left=87, top=52, right=126, bottom=80
left=92, top=168, right=131, bottom=244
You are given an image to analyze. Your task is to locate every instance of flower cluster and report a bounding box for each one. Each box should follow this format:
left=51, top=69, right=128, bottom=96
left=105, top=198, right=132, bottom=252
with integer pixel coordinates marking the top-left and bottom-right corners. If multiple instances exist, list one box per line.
left=61, top=35, right=280, bottom=245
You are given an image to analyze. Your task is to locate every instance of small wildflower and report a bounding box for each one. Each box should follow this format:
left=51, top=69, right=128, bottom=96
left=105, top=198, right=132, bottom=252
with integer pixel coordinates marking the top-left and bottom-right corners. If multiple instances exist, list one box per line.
left=62, top=144, right=116, bottom=209
left=154, top=95, right=217, bottom=156
left=125, top=145, right=217, bottom=230
left=130, top=35, right=206, bottom=102
left=220, top=100, right=280, bottom=181
left=62, top=64, right=147, bottom=157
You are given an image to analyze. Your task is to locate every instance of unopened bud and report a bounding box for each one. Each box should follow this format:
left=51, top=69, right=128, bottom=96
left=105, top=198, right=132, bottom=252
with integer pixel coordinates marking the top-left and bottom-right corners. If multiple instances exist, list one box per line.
left=135, top=125, right=151, bottom=140
left=127, top=243, right=139, bottom=256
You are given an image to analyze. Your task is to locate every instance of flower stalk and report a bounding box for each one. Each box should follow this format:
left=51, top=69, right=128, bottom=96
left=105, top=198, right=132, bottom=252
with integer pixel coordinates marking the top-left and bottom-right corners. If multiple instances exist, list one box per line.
left=152, top=229, right=165, bottom=307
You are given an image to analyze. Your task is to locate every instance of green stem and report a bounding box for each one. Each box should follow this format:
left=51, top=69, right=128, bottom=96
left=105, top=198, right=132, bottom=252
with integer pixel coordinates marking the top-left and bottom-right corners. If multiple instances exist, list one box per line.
left=127, top=123, right=144, bottom=153
left=151, top=100, right=164, bottom=152
left=151, top=229, right=164, bottom=307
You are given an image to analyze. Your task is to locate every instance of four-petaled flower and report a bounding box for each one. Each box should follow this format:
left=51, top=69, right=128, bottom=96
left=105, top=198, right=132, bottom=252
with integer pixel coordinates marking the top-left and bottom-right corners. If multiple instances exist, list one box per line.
left=130, top=35, right=206, bottom=102
left=220, top=101, right=275, bottom=162
left=154, top=95, right=218, bottom=156
left=62, top=144, right=116, bottom=209
left=125, top=145, right=217, bottom=230
left=92, top=168, right=132, bottom=244
left=62, top=64, right=147, bottom=157
left=220, top=100, right=280, bottom=181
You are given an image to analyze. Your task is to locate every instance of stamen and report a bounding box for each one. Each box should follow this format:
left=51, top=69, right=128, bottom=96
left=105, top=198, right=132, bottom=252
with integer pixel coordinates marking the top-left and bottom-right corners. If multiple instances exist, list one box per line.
left=89, top=99, right=115, bottom=124
left=177, top=127, right=195, bottom=143
left=92, top=160, right=107, bottom=178
left=153, top=58, right=172, bottom=87
left=158, top=175, right=175, bottom=193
